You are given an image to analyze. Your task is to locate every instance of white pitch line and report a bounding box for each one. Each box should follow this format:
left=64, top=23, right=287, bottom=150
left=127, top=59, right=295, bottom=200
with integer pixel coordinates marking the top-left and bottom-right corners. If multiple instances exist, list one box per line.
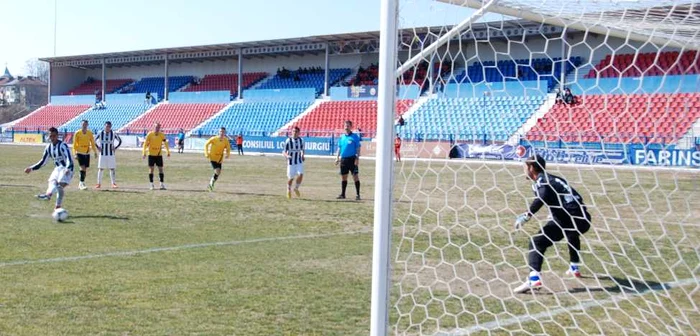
left=0, top=229, right=370, bottom=268
left=440, top=277, right=699, bottom=336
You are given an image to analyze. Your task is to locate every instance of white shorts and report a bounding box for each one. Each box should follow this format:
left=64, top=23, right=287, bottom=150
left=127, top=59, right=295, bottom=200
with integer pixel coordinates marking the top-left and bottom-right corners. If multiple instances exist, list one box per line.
left=287, top=164, right=304, bottom=179
left=48, top=167, right=74, bottom=185
left=98, top=155, right=117, bottom=169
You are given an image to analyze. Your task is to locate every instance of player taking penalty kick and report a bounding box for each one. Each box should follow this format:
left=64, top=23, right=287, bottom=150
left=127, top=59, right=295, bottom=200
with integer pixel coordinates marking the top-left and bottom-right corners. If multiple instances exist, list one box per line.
left=142, top=122, right=170, bottom=190
left=24, top=127, right=74, bottom=210
left=73, top=120, right=98, bottom=190
left=513, top=155, right=591, bottom=294
left=283, top=126, right=304, bottom=198
left=204, top=127, right=231, bottom=191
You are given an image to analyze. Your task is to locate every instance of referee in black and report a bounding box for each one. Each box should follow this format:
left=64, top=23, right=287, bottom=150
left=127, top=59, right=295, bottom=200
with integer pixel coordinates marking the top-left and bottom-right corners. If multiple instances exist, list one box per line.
left=335, top=120, right=362, bottom=200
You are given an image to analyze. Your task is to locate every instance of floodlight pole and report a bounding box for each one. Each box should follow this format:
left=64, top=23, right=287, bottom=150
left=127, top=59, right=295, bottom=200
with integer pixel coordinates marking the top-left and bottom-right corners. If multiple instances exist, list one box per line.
left=371, top=0, right=397, bottom=335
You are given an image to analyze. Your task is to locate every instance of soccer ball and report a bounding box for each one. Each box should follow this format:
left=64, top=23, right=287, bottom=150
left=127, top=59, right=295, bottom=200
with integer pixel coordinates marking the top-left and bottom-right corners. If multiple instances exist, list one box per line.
left=52, top=208, right=69, bottom=222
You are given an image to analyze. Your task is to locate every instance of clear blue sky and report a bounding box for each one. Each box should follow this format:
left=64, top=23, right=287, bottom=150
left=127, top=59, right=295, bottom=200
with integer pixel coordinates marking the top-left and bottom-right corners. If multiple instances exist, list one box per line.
left=0, top=0, right=503, bottom=76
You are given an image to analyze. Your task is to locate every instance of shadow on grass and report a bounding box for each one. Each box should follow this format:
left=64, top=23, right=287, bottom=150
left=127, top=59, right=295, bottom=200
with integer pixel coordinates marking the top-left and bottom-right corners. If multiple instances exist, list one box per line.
left=567, top=275, right=668, bottom=295
left=69, top=215, right=130, bottom=221
left=96, top=189, right=146, bottom=194
left=0, top=184, right=36, bottom=188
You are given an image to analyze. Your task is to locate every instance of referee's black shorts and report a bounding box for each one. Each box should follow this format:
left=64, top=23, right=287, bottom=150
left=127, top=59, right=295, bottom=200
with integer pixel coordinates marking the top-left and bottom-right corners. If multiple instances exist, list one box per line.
left=76, top=153, right=91, bottom=168
left=339, top=157, right=359, bottom=175
left=148, top=155, right=164, bottom=167
left=210, top=161, right=222, bottom=169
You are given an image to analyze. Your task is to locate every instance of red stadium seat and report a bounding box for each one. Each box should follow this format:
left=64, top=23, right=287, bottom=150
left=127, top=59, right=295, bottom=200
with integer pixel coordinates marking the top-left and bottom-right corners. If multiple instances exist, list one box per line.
left=525, top=93, right=700, bottom=144
left=122, top=103, right=227, bottom=133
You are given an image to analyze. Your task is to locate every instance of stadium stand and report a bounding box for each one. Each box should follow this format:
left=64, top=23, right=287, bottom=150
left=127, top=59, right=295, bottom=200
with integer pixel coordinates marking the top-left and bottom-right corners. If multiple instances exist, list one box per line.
left=183, top=72, right=268, bottom=97
left=66, top=78, right=133, bottom=95
left=452, top=57, right=582, bottom=89
left=257, top=68, right=351, bottom=94
left=59, top=104, right=150, bottom=132
left=11, top=105, right=91, bottom=131
left=122, top=103, right=226, bottom=134
left=586, top=51, right=700, bottom=78
left=348, top=64, right=379, bottom=86
left=196, top=101, right=313, bottom=135
left=526, top=93, right=700, bottom=144
left=126, top=76, right=194, bottom=99
left=288, top=100, right=414, bottom=137
left=400, top=62, right=429, bottom=87
left=403, top=96, right=545, bottom=141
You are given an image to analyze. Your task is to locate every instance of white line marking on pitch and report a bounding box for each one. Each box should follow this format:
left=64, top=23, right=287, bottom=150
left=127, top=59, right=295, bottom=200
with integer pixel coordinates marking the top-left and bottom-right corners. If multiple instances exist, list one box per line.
left=0, top=229, right=370, bottom=268
left=440, top=277, right=699, bottom=336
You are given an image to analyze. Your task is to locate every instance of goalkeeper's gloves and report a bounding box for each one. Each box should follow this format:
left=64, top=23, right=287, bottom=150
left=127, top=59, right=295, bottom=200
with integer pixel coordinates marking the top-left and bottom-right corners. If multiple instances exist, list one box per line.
left=514, top=213, right=531, bottom=230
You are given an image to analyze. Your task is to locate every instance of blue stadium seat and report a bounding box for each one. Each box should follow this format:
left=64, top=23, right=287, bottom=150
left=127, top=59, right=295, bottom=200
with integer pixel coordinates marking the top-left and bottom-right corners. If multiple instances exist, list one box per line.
left=128, top=76, right=194, bottom=100
left=450, top=57, right=582, bottom=90
left=401, top=96, right=546, bottom=141
left=196, top=101, right=313, bottom=135
left=59, top=104, right=151, bottom=132
left=257, top=69, right=351, bottom=95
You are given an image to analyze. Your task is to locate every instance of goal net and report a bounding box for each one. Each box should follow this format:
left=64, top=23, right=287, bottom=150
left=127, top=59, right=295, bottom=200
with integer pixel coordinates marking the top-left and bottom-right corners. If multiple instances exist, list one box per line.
left=372, top=0, right=700, bottom=335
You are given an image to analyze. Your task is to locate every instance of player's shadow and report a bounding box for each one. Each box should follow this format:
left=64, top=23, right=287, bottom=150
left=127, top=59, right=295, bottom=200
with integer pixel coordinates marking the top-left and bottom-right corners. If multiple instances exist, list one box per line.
left=0, top=184, right=36, bottom=188
left=99, top=190, right=145, bottom=194
left=70, top=215, right=130, bottom=221
left=567, top=275, right=667, bottom=295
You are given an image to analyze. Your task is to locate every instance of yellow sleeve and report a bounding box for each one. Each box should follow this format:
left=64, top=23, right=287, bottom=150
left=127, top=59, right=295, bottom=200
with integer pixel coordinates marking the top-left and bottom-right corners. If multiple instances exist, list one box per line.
left=73, top=131, right=80, bottom=148
left=142, top=133, right=150, bottom=156
left=204, top=137, right=213, bottom=157
left=89, top=131, right=98, bottom=154
left=163, top=135, right=170, bottom=155
left=225, top=139, right=231, bottom=157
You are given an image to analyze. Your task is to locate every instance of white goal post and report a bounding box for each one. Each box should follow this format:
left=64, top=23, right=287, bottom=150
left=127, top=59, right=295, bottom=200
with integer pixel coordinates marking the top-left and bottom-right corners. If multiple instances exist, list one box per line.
left=372, top=0, right=700, bottom=335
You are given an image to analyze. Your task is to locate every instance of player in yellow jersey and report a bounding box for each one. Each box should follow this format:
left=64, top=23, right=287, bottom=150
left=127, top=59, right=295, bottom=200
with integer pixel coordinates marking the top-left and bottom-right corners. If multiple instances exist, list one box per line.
left=141, top=122, right=170, bottom=190
left=73, top=120, right=98, bottom=190
left=204, top=127, right=231, bottom=191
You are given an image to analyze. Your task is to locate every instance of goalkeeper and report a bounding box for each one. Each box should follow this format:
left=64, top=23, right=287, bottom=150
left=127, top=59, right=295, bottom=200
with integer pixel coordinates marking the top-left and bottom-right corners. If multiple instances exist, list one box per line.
left=513, top=155, right=591, bottom=294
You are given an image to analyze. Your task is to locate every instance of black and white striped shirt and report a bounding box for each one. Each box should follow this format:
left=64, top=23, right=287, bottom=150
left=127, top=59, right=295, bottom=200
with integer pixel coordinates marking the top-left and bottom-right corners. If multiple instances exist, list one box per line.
left=95, top=130, right=122, bottom=156
left=284, top=137, right=304, bottom=165
left=31, top=141, right=74, bottom=171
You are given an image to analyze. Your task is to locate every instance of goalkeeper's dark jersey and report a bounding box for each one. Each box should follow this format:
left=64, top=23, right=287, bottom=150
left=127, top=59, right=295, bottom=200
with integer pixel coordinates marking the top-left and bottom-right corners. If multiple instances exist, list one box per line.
left=528, top=172, right=588, bottom=225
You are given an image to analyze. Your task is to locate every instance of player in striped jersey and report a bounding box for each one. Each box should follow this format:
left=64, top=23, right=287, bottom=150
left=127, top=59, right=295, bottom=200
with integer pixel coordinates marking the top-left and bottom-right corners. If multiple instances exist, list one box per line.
left=73, top=120, right=98, bottom=190
left=283, top=126, right=305, bottom=199
left=95, top=121, right=122, bottom=189
left=142, top=122, right=170, bottom=190
left=204, top=127, right=231, bottom=191
left=24, top=127, right=74, bottom=210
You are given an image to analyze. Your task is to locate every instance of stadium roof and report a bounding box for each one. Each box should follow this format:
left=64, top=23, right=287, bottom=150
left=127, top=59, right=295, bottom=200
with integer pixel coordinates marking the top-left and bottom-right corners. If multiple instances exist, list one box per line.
left=40, top=19, right=555, bottom=68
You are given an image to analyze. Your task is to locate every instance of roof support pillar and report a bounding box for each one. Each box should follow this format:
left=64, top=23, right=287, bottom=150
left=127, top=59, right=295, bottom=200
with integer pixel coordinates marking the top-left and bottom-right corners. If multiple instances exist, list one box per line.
left=237, top=49, right=243, bottom=100
left=101, top=59, right=106, bottom=102
left=47, top=64, right=52, bottom=104
left=324, top=44, right=330, bottom=97
left=164, top=55, right=169, bottom=101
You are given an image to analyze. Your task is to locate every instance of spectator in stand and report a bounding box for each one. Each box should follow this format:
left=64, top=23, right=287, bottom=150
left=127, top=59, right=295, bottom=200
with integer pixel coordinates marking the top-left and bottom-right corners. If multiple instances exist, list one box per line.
left=293, top=73, right=301, bottom=82
left=145, top=91, right=152, bottom=107
left=397, top=115, right=405, bottom=127
left=563, top=88, right=575, bottom=104
left=555, top=88, right=564, bottom=104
